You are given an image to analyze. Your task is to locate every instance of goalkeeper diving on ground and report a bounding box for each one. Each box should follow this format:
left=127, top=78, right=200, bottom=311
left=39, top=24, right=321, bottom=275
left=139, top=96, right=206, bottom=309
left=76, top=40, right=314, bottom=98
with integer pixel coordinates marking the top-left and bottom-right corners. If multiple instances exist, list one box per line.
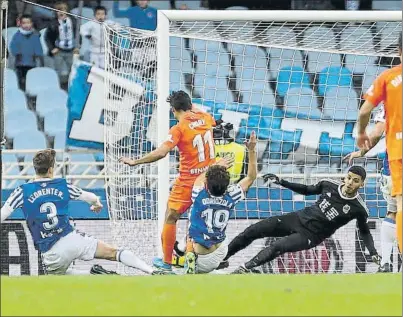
left=220, top=165, right=380, bottom=274
left=0, top=149, right=167, bottom=275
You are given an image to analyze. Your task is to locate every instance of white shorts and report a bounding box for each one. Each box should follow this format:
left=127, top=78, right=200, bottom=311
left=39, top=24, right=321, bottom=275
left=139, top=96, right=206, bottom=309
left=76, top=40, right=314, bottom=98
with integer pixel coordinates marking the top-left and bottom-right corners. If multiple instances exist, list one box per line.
left=90, top=52, right=105, bottom=69
left=380, top=174, right=398, bottom=213
left=41, top=230, right=98, bottom=275
left=196, top=242, right=228, bottom=274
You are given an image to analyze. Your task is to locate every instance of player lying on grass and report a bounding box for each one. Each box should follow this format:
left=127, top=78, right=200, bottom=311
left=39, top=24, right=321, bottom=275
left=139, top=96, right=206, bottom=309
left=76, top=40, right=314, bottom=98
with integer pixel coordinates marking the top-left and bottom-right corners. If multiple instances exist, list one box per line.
left=120, top=90, right=218, bottom=273
left=345, top=106, right=397, bottom=273
left=357, top=34, right=402, bottom=253
left=221, top=165, right=380, bottom=274
left=183, top=131, right=257, bottom=274
left=0, top=149, right=165, bottom=275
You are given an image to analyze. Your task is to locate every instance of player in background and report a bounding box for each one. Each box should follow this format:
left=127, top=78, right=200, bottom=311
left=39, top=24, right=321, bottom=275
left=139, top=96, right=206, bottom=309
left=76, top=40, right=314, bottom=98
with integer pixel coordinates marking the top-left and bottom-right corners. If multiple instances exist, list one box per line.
left=214, top=122, right=247, bottom=183
left=222, top=166, right=380, bottom=273
left=184, top=131, right=257, bottom=274
left=0, top=149, right=164, bottom=275
left=357, top=34, right=402, bottom=253
left=344, top=106, right=397, bottom=272
left=120, top=91, right=217, bottom=272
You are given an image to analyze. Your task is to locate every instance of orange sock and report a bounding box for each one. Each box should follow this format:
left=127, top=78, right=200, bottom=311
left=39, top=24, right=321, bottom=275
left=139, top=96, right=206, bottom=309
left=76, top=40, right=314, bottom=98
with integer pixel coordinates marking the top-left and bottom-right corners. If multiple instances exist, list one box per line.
left=162, top=223, right=176, bottom=264
left=397, top=210, right=402, bottom=253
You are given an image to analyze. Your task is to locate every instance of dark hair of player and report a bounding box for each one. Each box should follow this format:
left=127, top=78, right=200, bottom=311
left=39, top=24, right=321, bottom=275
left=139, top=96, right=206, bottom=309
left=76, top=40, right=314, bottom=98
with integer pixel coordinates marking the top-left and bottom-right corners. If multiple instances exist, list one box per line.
left=205, top=165, right=230, bottom=196
left=33, top=149, right=56, bottom=175
left=167, top=90, right=192, bottom=112
left=94, top=5, right=107, bottom=15
left=348, top=165, right=366, bottom=181
left=20, top=14, right=33, bottom=22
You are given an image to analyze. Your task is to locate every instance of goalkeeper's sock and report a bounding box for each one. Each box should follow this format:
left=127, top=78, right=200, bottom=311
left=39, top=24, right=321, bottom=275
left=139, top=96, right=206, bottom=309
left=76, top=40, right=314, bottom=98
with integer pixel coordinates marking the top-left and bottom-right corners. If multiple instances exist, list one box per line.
left=117, top=249, right=153, bottom=274
left=397, top=209, right=402, bottom=253
left=380, top=217, right=396, bottom=266
left=162, top=223, right=176, bottom=264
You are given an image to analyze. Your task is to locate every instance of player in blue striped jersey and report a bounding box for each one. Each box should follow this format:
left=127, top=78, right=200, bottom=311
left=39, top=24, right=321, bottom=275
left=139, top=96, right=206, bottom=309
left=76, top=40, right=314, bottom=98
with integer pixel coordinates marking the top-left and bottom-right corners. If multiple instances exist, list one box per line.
left=344, top=106, right=397, bottom=272
left=185, top=131, right=257, bottom=274
left=1, top=149, right=164, bottom=275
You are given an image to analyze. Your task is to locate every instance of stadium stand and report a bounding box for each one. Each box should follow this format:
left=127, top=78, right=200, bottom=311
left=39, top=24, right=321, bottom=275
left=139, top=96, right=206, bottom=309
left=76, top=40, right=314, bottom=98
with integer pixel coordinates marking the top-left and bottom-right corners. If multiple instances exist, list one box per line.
left=25, top=67, right=60, bottom=97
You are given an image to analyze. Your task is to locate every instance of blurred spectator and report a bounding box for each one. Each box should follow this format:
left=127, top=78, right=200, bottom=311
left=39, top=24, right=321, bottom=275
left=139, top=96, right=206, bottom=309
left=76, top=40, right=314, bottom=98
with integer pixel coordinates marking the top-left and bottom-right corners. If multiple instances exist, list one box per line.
left=45, top=1, right=80, bottom=87
left=80, top=6, right=112, bottom=69
left=208, top=0, right=291, bottom=9
left=113, top=0, right=157, bottom=31
left=9, top=14, right=44, bottom=90
left=292, top=0, right=335, bottom=10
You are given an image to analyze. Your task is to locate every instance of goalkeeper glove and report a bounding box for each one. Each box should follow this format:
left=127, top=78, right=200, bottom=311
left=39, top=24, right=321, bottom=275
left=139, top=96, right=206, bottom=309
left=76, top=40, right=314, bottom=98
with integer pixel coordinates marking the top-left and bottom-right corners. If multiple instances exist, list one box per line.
left=371, top=254, right=381, bottom=266
left=262, top=173, right=281, bottom=185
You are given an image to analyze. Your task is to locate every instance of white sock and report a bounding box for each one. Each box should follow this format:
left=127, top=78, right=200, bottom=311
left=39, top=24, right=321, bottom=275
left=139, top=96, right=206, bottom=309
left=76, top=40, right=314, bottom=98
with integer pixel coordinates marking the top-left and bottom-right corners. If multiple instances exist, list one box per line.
left=380, top=217, right=396, bottom=266
left=117, top=250, right=153, bottom=274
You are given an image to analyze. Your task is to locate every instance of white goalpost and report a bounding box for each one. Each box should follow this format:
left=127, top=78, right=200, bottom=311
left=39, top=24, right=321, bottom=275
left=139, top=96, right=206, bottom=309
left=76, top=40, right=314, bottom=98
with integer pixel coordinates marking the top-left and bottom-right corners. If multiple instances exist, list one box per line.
left=103, top=10, right=401, bottom=274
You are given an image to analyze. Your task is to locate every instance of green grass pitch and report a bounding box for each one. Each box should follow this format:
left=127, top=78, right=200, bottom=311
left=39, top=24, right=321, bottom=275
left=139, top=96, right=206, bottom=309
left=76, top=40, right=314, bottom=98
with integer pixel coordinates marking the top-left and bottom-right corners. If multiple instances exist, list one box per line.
left=1, top=274, right=401, bottom=316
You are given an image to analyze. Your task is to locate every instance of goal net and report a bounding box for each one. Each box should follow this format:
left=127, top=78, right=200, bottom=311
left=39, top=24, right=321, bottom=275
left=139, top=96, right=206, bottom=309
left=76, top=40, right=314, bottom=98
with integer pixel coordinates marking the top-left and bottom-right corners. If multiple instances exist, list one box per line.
left=104, top=10, right=402, bottom=274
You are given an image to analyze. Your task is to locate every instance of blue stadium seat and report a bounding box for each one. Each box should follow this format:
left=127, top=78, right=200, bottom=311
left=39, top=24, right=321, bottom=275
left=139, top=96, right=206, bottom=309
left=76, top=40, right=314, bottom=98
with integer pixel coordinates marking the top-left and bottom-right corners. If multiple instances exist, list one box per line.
left=26, top=67, right=60, bottom=97
left=276, top=66, right=310, bottom=97
left=169, top=70, right=187, bottom=92
left=53, top=130, right=67, bottom=149
left=13, top=130, right=47, bottom=150
left=36, top=89, right=68, bottom=117
left=5, top=68, right=19, bottom=91
left=323, top=87, right=359, bottom=121
left=269, top=48, right=304, bottom=79
left=1, top=154, right=23, bottom=188
left=2, top=27, right=19, bottom=51
left=68, top=154, right=100, bottom=188
left=318, top=66, right=352, bottom=96
left=285, top=87, right=321, bottom=117
left=4, top=89, right=28, bottom=114
left=362, top=66, right=388, bottom=93
left=5, top=111, right=38, bottom=138
left=344, top=54, right=378, bottom=74
left=44, top=107, right=68, bottom=135
left=149, top=1, right=171, bottom=9
left=195, top=51, right=230, bottom=77
left=194, top=75, right=231, bottom=103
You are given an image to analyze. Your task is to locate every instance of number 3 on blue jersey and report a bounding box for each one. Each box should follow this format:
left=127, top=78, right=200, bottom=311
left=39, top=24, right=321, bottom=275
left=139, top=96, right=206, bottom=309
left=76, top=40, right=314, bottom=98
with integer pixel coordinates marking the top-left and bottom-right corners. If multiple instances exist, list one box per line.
left=40, top=202, right=59, bottom=230
left=202, top=209, right=230, bottom=233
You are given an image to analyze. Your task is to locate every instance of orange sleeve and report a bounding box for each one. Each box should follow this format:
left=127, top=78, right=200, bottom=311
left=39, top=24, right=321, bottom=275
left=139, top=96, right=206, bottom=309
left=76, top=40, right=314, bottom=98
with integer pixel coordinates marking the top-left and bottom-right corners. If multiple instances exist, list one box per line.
left=364, top=72, right=386, bottom=106
left=162, top=125, right=182, bottom=150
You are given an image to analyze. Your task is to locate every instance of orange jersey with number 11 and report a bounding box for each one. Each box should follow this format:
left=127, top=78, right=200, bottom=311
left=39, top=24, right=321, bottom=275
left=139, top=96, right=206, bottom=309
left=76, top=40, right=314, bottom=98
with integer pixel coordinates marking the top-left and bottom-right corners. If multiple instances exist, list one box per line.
left=364, top=64, right=402, bottom=161
left=163, top=110, right=216, bottom=178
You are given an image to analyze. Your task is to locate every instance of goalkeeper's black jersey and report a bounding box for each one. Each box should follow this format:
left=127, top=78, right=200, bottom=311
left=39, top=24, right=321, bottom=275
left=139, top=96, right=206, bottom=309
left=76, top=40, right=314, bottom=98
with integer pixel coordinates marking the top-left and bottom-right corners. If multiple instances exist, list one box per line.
left=279, top=178, right=370, bottom=241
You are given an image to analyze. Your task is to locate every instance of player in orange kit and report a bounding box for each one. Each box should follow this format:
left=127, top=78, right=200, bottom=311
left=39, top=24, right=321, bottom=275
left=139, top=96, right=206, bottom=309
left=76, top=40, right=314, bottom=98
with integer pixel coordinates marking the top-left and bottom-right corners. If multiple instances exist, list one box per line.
left=119, top=91, right=217, bottom=272
left=357, top=34, right=402, bottom=253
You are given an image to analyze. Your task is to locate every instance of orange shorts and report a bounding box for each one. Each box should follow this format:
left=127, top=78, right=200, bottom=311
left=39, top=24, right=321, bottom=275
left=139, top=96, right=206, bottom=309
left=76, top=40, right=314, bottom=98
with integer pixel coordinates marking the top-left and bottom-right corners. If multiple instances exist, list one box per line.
left=390, top=159, right=402, bottom=197
left=167, top=177, right=196, bottom=214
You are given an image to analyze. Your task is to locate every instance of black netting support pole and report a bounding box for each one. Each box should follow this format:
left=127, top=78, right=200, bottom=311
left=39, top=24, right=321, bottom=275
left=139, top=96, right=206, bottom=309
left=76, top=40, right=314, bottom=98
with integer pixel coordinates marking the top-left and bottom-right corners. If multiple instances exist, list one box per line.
left=0, top=0, right=5, bottom=206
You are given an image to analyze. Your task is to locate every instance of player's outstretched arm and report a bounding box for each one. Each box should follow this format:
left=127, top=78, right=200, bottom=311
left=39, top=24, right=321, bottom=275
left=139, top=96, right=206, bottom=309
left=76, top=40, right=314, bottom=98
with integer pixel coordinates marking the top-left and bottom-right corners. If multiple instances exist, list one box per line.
left=356, top=214, right=380, bottom=265
left=238, top=131, right=257, bottom=192
left=119, top=144, right=171, bottom=167
left=1, top=187, right=23, bottom=222
left=68, top=184, right=103, bottom=213
left=357, top=100, right=377, bottom=150
left=344, top=120, right=385, bottom=165
left=263, top=174, right=323, bottom=196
